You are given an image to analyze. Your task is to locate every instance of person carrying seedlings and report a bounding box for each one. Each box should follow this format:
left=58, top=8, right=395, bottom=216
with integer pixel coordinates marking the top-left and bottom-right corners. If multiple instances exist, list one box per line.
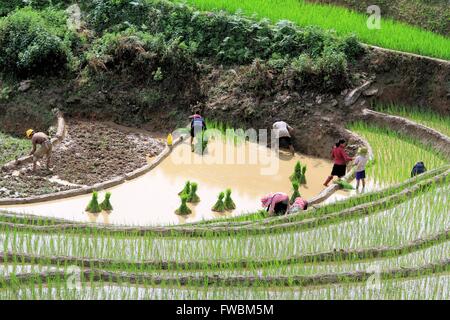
left=190, top=111, right=207, bottom=151
left=411, top=161, right=427, bottom=177
left=323, top=139, right=353, bottom=187
left=26, top=129, right=52, bottom=172
left=261, top=192, right=290, bottom=216
left=272, top=120, right=295, bottom=155
left=288, top=197, right=308, bottom=214
left=353, top=147, right=369, bottom=191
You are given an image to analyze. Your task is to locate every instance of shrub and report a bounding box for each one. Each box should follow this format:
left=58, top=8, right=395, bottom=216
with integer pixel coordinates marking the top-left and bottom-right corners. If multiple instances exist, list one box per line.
left=0, top=0, right=74, bottom=17
left=0, top=7, right=75, bottom=77
left=178, top=181, right=191, bottom=196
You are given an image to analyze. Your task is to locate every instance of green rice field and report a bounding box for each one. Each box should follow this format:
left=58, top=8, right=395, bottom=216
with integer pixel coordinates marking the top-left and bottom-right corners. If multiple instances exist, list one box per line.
left=177, top=0, right=450, bottom=60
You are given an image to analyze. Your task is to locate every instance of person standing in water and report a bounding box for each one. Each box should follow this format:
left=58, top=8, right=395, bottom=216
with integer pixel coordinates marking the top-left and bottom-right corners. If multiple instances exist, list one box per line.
left=323, top=139, right=353, bottom=187
left=261, top=192, right=290, bottom=216
left=189, top=111, right=207, bottom=151
left=26, top=129, right=52, bottom=172
left=272, top=120, right=295, bottom=155
left=353, top=147, right=368, bottom=191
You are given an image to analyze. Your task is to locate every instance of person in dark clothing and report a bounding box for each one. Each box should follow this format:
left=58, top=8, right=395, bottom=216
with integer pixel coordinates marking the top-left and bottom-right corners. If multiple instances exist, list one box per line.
left=411, top=161, right=427, bottom=177
left=190, top=111, right=207, bottom=151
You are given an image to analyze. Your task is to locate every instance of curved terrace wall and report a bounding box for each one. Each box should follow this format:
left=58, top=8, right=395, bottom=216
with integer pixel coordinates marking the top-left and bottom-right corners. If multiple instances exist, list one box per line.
left=361, top=109, right=450, bottom=160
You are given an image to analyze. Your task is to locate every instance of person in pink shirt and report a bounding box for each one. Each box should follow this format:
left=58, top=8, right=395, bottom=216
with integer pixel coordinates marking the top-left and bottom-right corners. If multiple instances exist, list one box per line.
left=261, top=192, right=290, bottom=216
left=288, top=197, right=309, bottom=214
left=323, top=139, right=353, bottom=187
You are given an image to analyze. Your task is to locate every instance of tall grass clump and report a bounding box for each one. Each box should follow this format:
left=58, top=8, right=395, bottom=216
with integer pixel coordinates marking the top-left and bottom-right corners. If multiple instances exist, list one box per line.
left=180, top=0, right=450, bottom=60
left=349, top=122, right=447, bottom=186
left=290, top=180, right=301, bottom=204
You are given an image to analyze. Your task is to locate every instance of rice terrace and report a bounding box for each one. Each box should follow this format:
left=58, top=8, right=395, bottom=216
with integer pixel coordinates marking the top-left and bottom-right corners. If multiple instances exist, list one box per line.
left=0, top=0, right=449, bottom=304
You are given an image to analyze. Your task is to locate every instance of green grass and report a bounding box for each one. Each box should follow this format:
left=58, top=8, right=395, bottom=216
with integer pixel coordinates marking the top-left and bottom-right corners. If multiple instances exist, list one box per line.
left=349, top=122, right=447, bottom=186
left=177, top=0, right=450, bottom=60
left=376, top=105, right=450, bottom=137
left=0, top=132, right=31, bottom=166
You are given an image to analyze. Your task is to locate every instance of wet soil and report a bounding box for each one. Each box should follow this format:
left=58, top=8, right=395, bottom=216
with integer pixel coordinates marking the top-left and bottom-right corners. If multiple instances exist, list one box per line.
left=51, top=120, right=164, bottom=185
left=0, top=120, right=165, bottom=198
left=0, top=170, right=74, bottom=199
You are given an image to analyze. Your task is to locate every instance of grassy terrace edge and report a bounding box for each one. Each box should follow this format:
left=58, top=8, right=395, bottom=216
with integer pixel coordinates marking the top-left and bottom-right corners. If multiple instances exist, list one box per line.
left=177, top=0, right=450, bottom=61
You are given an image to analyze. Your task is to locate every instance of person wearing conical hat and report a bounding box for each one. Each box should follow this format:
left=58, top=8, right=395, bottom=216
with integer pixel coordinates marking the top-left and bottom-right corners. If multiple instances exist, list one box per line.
left=26, top=129, right=52, bottom=172
left=353, top=146, right=368, bottom=191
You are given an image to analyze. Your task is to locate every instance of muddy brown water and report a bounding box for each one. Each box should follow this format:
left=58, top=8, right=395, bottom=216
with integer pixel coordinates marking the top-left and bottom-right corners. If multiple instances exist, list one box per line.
left=0, top=140, right=369, bottom=226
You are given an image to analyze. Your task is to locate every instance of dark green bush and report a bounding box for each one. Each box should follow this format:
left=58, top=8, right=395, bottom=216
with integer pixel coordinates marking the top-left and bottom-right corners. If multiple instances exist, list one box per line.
left=0, top=0, right=74, bottom=17
left=0, top=7, right=75, bottom=77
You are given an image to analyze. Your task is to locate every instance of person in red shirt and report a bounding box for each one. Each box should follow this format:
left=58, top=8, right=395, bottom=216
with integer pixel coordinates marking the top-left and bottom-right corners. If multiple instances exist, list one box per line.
left=323, top=139, right=353, bottom=187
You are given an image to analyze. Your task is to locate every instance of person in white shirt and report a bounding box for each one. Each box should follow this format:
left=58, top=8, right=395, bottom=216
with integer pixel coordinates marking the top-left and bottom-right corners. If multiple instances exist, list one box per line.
left=273, top=120, right=295, bottom=155
left=353, top=147, right=368, bottom=191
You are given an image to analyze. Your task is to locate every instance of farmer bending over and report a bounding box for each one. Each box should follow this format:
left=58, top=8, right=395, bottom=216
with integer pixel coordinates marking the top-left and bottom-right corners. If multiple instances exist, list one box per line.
left=273, top=120, right=295, bottom=155
left=261, top=192, right=290, bottom=216
left=190, top=111, right=207, bottom=151
left=288, top=197, right=309, bottom=214
left=26, top=129, right=52, bottom=172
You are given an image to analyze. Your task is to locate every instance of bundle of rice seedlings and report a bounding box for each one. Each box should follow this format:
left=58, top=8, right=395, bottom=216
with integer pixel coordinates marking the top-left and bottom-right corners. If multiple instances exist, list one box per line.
left=290, top=181, right=301, bottom=204
left=300, top=165, right=307, bottom=185
left=175, top=194, right=192, bottom=215
left=188, top=182, right=200, bottom=203
left=212, top=192, right=226, bottom=212
left=290, top=161, right=302, bottom=183
left=100, top=192, right=113, bottom=211
left=178, top=181, right=191, bottom=196
left=224, top=188, right=236, bottom=210
left=335, top=179, right=354, bottom=190
left=86, top=191, right=101, bottom=213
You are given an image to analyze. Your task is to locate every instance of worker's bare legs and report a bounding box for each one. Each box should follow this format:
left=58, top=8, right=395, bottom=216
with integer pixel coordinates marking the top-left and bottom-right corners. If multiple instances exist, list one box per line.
left=356, top=179, right=360, bottom=190
left=362, top=178, right=366, bottom=190
left=46, top=154, right=52, bottom=170
left=323, top=176, right=333, bottom=187
left=32, top=160, right=37, bottom=172
left=289, top=145, right=295, bottom=156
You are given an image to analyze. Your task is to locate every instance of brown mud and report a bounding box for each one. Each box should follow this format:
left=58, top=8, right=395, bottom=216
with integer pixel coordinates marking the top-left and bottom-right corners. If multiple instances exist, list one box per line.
left=51, top=120, right=164, bottom=185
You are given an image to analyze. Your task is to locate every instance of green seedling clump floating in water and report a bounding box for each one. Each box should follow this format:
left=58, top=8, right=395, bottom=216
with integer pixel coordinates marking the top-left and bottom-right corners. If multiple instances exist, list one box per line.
left=224, top=188, right=236, bottom=210
left=178, top=181, right=191, bottom=196
left=100, top=192, right=113, bottom=211
left=86, top=191, right=102, bottom=213
left=300, top=165, right=307, bottom=185
left=335, top=179, right=354, bottom=190
left=175, top=194, right=192, bottom=215
left=212, top=192, right=226, bottom=212
left=188, top=182, right=200, bottom=203
left=290, top=181, right=301, bottom=204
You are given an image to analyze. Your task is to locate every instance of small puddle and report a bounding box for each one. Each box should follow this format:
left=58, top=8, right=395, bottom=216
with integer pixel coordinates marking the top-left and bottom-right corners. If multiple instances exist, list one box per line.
left=1, top=140, right=372, bottom=226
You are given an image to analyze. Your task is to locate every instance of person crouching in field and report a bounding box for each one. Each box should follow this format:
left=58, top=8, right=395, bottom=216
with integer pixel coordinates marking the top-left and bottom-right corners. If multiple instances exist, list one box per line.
left=26, top=129, right=52, bottom=172
left=353, top=147, right=368, bottom=191
left=261, top=192, right=290, bottom=216
left=323, top=139, right=353, bottom=187
left=288, top=197, right=308, bottom=214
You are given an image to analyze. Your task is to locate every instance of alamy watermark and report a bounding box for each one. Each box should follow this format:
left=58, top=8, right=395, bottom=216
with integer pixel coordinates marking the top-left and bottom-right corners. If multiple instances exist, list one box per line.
left=367, top=5, right=381, bottom=30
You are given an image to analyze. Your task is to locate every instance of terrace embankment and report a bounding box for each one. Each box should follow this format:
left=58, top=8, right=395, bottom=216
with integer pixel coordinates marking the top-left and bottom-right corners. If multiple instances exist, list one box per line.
left=361, top=109, right=450, bottom=160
